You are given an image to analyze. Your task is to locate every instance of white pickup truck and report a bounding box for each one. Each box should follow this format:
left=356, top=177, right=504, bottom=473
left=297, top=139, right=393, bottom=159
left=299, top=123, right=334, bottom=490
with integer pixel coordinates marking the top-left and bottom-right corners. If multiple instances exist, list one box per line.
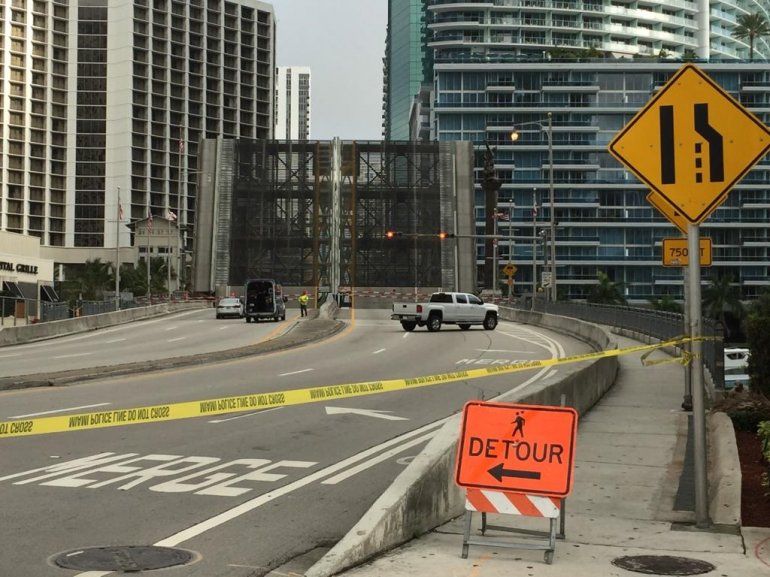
left=391, top=292, right=499, bottom=332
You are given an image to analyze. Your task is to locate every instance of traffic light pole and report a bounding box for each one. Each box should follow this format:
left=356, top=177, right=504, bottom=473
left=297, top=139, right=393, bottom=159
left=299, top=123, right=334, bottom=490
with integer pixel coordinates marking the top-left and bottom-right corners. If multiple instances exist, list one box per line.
left=688, top=223, right=709, bottom=528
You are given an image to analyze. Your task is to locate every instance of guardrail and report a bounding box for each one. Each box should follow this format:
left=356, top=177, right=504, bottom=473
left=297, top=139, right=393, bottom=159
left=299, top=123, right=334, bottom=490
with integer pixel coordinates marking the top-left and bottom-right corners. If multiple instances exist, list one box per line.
left=517, top=300, right=724, bottom=389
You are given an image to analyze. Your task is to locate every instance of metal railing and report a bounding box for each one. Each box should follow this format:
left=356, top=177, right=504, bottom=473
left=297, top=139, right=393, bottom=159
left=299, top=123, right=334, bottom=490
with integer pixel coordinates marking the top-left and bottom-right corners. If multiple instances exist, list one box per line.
left=0, top=297, right=142, bottom=327
left=517, top=300, right=724, bottom=388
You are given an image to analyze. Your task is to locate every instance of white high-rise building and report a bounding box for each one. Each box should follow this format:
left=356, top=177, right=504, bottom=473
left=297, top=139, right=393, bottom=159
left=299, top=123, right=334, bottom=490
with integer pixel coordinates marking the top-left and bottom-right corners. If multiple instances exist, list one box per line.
left=275, top=66, right=311, bottom=140
left=0, top=0, right=275, bottom=257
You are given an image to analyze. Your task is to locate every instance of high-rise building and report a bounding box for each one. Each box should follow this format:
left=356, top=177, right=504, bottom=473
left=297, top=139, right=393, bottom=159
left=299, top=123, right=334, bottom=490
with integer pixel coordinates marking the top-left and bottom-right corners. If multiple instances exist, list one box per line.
left=383, top=0, right=432, bottom=140
left=386, top=0, right=770, bottom=300
left=0, top=0, right=275, bottom=259
left=275, top=66, right=311, bottom=140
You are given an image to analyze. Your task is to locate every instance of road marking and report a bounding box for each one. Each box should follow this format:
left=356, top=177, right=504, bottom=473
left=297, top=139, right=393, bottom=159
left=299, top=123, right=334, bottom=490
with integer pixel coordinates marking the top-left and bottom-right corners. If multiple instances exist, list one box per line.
left=278, top=368, right=314, bottom=377
left=403, top=333, right=409, bottom=339
left=166, top=337, right=187, bottom=343
left=164, top=326, right=179, bottom=331
left=9, top=403, right=111, bottom=419
left=321, top=432, right=435, bottom=485
left=546, top=369, right=558, bottom=379
left=208, top=407, right=281, bottom=424
left=325, top=406, right=408, bottom=421
left=218, top=326, right=230, bottom=331
left=104, top=338, right=127, bottom=344
left=53, top=352, right=93, bottom=359
left=475, top=349, right=533, bottom=354
left=372, top=348, right=386, bottom=355
left=0, top=353, right=22, bottom=359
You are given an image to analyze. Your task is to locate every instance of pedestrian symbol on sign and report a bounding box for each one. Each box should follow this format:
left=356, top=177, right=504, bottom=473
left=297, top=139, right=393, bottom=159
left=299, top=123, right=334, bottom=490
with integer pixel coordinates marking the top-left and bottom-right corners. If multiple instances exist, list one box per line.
left=511, top=411, right=526, bottom=438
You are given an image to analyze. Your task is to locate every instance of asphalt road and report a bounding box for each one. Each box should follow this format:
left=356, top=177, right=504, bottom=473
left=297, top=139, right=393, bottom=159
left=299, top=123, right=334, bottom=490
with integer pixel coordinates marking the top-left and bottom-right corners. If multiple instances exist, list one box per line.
left=0, top=309, right=593, bottom=577
left=0, top=308, right=299, bottom=377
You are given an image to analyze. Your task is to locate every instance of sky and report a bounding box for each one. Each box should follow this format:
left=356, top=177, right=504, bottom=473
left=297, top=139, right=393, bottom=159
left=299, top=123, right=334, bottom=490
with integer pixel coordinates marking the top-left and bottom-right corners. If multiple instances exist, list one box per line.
left=269, top=0, right=389, bottom=141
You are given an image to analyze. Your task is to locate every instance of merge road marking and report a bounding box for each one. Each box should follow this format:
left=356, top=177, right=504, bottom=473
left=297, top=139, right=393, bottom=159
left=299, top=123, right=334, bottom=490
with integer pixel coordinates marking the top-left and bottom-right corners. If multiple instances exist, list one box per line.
left=10, top=403, right=111, bottom=420
left=372, top=348, right=386, bottom=355
left=166, top=337, right=187, bottom=343
left=208, top=407, right=281, bottom=424
left=53, top=352, right=93, bottom=359
left=104, top=338, right=127, bottom=344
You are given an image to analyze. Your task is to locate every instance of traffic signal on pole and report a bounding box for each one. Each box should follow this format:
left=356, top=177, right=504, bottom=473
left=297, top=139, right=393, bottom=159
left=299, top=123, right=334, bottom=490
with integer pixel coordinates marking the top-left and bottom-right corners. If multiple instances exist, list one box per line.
left=438, top=232, right=454, bottom=239
left=386, top=230, right=401, bottom=239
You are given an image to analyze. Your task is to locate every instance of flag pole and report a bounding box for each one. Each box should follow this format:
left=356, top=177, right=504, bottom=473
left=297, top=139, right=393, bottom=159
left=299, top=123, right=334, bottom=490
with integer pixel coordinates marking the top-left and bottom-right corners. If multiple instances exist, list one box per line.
left=115, top=186, right=121, bottom=311
left=147, top=210, right=152, bottom=304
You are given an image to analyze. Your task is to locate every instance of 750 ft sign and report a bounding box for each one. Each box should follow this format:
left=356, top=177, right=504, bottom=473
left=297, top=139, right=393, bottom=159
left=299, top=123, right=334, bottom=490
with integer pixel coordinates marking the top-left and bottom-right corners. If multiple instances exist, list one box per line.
left=661, top=238, right=712, bottom=267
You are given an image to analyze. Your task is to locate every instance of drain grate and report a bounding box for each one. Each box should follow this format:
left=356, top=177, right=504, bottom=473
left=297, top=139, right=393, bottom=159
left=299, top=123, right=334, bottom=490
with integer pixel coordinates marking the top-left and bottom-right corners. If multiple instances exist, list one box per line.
left=53, top=546, right=195, bottom=572
left=612, top=555, right=716, bottom=576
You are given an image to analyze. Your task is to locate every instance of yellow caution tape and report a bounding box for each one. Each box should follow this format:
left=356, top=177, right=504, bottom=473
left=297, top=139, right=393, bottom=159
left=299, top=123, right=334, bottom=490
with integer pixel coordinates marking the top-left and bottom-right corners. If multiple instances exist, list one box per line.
left=0, top=336, right=711, bottom=440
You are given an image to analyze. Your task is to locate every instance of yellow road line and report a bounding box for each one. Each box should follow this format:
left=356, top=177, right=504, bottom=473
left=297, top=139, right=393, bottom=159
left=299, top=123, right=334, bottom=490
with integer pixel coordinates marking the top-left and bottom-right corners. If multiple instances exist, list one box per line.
left=0, top=336, right=702, bottom=440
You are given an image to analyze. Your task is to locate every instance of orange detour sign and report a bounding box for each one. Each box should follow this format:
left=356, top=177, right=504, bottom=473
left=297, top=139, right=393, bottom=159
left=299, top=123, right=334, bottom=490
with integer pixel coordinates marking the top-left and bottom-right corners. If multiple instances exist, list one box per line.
left=455, top=401, right=578, bottom=497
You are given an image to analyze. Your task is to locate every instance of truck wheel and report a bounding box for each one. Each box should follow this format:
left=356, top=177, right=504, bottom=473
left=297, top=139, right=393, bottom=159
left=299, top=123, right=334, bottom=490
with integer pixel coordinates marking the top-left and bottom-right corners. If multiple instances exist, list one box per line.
left=245, top=316, right=251, bottom=323
left=459, top=324, right=471, bottom=331
left=401, top=321, right=416, bottom=332
left=426, top=313, right=442, bottom=332
left=483, top=313, right=498, bottom=331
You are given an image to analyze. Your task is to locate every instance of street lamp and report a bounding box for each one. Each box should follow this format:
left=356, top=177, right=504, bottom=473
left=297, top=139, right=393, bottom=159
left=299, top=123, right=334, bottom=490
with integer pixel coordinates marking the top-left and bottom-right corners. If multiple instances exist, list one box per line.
left=510, top=113, right=556, bottom=303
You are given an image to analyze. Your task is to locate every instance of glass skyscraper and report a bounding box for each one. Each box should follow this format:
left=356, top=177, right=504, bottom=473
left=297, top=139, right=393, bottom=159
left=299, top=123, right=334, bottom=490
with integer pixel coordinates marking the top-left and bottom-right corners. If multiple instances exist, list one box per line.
left=387, top=0, right=770, bottom=301
left=383, top=0, right=433, bottom=140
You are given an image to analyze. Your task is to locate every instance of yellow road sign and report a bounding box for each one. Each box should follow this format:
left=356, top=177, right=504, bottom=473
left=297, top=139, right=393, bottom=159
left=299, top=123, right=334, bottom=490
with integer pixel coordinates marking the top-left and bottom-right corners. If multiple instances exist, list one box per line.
left=502, top=264, right=517, bottom=276
left=662, top=237, right=712, bottom=267
left=610, top=64, right=770, bottom=225
left=646, top=191, right=690, bottom=234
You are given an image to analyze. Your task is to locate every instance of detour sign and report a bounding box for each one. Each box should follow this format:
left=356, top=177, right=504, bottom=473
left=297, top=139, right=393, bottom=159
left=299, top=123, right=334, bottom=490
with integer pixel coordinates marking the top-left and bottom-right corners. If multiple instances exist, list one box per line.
left=455, top=401, right=578, bottom=497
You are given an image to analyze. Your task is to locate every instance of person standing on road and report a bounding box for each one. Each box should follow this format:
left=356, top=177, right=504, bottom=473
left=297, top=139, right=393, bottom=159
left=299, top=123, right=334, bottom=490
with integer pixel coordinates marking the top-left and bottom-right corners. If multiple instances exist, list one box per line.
left=298, top=290, right=309, bottom=317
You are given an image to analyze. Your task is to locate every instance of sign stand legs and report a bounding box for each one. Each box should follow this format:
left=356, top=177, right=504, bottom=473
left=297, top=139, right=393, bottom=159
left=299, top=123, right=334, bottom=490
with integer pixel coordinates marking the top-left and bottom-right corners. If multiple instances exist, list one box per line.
left=460, top=508, right=559, bottom=564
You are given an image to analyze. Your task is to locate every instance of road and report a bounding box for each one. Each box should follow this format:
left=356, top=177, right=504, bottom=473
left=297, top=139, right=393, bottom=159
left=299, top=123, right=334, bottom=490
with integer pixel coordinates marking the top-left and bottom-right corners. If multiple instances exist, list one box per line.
left=0, top=309, right=593, bottom=576
left=0, top=308, right=298, bottom=377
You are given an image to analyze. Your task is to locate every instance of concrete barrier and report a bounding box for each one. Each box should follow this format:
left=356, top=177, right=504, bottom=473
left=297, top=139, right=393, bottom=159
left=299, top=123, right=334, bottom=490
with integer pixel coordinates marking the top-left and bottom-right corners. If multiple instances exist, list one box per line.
left=0, top=302, right=209, bottom=347
left=707, top=412, right=741, bottom=527
left=306, top=310, right=618, bottom=577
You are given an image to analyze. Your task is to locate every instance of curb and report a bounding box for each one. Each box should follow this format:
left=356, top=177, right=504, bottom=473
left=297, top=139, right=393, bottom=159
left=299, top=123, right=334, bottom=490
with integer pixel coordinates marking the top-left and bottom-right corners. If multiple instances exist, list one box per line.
left=708, top=411, right=742, bottom=526
left=305, top=310, right=618, bottom=577
left=0, top=318, right=345, bottom=391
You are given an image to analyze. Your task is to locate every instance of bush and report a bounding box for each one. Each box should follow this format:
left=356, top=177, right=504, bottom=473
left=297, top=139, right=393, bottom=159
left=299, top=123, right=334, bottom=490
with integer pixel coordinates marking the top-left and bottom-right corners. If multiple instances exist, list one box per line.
left=759, top=421, right=770, bottom=496
left=747, top=292, right=770, bottom=396
left=713, top=392, right=770, bottom=431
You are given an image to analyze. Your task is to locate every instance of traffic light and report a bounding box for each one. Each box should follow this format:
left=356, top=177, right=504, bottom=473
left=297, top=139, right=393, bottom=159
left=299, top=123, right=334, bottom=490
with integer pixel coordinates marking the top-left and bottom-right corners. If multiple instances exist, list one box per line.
left=438, top=232, right=456, bottom=240
left=386, top=230, right=402, bottom=239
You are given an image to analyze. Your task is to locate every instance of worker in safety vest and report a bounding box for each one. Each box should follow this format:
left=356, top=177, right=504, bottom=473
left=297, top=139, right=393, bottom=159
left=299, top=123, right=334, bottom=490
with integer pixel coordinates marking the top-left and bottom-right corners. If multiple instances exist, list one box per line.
left=298, top=290, right=309, bottom=317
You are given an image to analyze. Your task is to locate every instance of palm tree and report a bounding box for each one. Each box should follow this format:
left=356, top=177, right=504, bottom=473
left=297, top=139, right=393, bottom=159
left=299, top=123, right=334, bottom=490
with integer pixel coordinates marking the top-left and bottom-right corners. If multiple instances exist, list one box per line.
left=587, top=271, right=627, bottom=305
left=72, top=259, right=113, bottom=300
left=732, top=12, right=770, bottom=61
left=702, top=275, right=743, bottom=339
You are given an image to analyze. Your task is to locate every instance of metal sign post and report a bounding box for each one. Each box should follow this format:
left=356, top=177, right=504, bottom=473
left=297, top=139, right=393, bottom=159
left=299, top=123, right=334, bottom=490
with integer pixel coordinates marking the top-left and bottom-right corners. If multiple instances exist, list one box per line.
left=688, top=224, right=709, bottom=528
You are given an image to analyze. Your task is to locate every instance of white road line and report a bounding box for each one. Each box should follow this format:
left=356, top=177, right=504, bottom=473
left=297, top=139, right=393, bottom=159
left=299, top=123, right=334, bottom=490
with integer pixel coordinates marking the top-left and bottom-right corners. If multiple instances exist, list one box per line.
left=321, top=432, right=436, bottom=485
left=546, top=369, right=558, bottom=379
left=475, top=348, right=534, bottom=354
left=9, top=403, right=111, bottom=419
left=72, top=419, right=451, bottom=577
left=53, top=352, right=93, bottom=359
left=0, top=353, right=22, bottom=359
left=218, top=326, right=230, bottom=331
left=166, top=337, right=187, bottom=343
left=164, top=326, right=179, bottom=331
left=372, top=348, right=386, bottom=355
left=402, top=333, right=409, bottom=339
left=278, top=368, right=314, bottom=377
left=208, top=407, right=281, bottom=424
left=104, top=338, right=127, bottom=344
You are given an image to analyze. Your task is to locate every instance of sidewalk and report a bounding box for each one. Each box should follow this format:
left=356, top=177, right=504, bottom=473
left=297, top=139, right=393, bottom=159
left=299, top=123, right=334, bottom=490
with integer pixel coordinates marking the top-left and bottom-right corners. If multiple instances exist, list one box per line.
left=339, top=334, right=770, bottom=577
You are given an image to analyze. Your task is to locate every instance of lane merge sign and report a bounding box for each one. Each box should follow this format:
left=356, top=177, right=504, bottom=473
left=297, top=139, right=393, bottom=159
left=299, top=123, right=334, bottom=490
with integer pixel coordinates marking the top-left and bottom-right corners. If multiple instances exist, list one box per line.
left=609, top=64, right=770, bottom=225
left=662, top=237, right=712, bottom=267
left=455, top=401, right=578, bottom=497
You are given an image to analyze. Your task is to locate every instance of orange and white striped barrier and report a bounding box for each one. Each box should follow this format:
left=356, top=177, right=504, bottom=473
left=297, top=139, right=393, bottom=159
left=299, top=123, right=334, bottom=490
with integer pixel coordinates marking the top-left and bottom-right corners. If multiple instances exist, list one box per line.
left=465, top=488, right=561, bottom=518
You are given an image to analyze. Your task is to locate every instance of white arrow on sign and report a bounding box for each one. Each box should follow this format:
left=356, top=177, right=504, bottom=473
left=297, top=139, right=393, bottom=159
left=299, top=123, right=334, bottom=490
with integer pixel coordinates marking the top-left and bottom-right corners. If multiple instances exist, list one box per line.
left=324, top=406, right=408, bottom=421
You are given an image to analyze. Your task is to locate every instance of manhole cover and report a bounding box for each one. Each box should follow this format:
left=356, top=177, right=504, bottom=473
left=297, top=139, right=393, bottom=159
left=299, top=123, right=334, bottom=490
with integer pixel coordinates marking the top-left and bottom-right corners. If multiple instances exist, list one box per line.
left=53, top=546, right=195, bottom=572
left=612, top=555, right=715, bottom=576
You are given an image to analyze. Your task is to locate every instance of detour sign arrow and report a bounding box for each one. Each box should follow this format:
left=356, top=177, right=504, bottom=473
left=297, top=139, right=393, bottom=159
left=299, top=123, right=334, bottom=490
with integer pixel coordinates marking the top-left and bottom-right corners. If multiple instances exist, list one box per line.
left=455, top=401, right=578, bottom=497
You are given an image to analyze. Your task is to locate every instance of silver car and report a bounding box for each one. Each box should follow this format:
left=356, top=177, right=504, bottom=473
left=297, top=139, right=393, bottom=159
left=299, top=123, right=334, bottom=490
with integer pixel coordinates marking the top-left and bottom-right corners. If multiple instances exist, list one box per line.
left=216, top=297, right=244, bottom=319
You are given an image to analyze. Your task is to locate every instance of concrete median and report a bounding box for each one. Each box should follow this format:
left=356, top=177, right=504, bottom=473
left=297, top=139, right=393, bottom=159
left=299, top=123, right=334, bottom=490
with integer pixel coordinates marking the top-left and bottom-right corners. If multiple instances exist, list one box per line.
left=0, top=302, right=211, bottom=347
left=306, top=309, right=618, bottom=577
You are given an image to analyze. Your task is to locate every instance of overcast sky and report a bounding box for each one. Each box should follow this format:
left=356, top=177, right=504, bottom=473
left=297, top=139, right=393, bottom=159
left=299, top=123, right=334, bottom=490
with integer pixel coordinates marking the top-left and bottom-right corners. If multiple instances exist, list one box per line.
left=270, top=0, right=388, bottom=140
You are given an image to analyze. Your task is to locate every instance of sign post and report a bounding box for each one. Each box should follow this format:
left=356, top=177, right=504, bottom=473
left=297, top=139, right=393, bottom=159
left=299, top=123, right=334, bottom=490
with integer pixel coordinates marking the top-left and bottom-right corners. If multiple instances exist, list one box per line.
left=455, top=401, right=578, bottom=563
left=608, top=63, right=770, bottom=529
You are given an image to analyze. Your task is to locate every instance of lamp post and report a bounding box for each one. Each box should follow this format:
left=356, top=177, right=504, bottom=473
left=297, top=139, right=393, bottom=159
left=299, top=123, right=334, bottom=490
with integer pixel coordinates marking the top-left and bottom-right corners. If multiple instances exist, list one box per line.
left=510, top=113, right=556, bottom=302
left=531, top=188, right=537, bottom=311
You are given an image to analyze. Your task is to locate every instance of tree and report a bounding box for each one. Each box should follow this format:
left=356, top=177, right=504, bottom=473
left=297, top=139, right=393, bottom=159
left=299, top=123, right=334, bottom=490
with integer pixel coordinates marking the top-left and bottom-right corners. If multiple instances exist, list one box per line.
left=587, top=271, right=627, bottom=305
left=746, top=291, right=770, bottom=396
left=70, top=259, right=113, bottom=300
left=682, top=48, right=697, bottom=61
left=732, top=12, right=770, bottom=61
left=649, top=294, right=683, bottom=314
left=702, top=275, right=744, bottom=340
